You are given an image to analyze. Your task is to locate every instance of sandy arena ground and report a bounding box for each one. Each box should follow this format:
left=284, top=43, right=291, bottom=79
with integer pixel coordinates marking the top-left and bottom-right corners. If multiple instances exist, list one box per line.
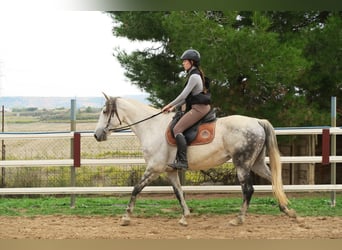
left=0, top=214, right=341, bottom=239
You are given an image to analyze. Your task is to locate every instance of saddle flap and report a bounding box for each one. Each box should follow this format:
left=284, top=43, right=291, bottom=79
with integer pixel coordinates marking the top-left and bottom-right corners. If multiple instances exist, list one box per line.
left=166, top=108, right=217, bottom=146
left=166, top=120, right=216, bottom=146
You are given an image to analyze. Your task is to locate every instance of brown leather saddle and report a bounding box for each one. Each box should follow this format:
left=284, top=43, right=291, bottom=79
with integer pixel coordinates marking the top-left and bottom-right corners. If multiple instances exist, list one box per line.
left=166, top=109, right=217, bottom=146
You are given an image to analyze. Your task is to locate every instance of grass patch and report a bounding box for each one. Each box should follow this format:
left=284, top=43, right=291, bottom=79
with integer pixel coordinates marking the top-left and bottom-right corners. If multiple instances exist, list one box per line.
left=0, top=195, right=341, bottom=217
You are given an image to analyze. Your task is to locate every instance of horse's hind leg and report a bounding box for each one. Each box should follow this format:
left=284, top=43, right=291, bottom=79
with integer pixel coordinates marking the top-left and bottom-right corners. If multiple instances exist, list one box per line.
left=121, top=169, right=158, bottom=226
left=229, top=166, right=254, bottom=226
left=166, top=171, right=190, bottom=226
left=251, top=157, right=297, bottom=218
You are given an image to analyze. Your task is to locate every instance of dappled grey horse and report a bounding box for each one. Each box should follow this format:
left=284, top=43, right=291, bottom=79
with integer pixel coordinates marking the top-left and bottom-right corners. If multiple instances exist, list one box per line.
left=94, top=94, right=296, bottom=226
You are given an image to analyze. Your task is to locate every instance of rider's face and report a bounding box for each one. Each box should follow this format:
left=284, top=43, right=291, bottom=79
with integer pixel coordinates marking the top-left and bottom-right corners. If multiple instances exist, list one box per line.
left=182, top=60, right=192, bottom=71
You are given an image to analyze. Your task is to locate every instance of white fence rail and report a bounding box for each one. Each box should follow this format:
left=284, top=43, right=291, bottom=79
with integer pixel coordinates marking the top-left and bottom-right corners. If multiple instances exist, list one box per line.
left=0, top=127, right=341, bottom=195
left=2, top=156, right=342, bottom=168
left=1, top=184, right=342, bottom=195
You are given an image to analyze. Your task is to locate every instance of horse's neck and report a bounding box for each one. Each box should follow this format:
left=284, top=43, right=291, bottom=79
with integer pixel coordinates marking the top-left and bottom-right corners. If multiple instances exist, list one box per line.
left=119, top=99, right=169, bottom=142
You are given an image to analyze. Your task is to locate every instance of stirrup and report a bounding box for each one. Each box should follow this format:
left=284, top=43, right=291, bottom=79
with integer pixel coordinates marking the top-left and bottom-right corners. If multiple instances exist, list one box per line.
left=168, top=161, right=188, bottom=170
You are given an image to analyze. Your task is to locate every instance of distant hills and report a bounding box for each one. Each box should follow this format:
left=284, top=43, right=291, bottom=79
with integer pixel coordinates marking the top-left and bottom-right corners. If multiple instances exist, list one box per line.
left=0, top=95, right=150, bottom=109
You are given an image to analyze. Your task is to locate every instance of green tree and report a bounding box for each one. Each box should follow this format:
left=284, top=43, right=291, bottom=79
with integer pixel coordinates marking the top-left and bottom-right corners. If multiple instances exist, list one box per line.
left=108, top=11, right=341, bottom=126
left=300, top=14, right=342, bottom=111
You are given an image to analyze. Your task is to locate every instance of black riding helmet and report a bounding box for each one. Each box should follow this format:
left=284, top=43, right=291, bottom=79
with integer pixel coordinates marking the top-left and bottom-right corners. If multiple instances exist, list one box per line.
left=180, top=49, right=200, bottom=65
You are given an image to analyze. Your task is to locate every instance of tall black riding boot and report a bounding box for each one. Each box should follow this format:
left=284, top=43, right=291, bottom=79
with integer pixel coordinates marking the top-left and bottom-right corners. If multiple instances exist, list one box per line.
left=169, top=133, right=188, bottom=170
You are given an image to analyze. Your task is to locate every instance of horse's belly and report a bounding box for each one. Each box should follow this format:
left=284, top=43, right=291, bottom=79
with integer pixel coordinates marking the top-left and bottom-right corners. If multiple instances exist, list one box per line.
left=187, top=146, right=229, bottom=170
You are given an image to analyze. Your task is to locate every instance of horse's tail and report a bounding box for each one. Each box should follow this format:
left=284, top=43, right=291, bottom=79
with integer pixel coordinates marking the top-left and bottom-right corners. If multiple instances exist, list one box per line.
left=258, top=119, right=289, bottom=207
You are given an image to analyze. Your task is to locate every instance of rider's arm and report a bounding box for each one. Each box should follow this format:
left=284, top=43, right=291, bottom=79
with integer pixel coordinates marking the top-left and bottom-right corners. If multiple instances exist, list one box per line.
left=168, top=74, right=202, bottom=108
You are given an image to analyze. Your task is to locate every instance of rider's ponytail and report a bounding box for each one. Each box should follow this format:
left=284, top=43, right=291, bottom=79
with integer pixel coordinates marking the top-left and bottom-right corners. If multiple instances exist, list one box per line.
left=197, top=66, right=208, bottom=94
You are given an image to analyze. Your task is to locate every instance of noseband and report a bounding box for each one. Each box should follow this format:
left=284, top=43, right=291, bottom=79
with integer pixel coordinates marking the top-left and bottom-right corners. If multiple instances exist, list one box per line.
left=103, top=97, right=122, bottom=132
left=103, top=97, right=162, bottom=133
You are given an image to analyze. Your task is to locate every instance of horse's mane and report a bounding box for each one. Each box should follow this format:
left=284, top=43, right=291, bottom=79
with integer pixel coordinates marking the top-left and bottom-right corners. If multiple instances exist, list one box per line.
left=121, top=97, right=160, bottom=113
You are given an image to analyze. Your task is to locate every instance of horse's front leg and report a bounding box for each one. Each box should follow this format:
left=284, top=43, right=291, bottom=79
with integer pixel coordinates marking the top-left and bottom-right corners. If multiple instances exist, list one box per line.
left=166, top=170, right=190, bottom=226
left=121, top=169, right=157, bottom=226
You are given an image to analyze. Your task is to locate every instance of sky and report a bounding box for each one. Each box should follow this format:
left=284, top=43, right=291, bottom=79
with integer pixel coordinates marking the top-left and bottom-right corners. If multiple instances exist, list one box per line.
left=0, top=11, right=151, bottom=97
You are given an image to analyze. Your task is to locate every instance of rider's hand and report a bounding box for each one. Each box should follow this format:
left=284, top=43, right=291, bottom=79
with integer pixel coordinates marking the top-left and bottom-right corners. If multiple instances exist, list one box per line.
left=162, top=105, right=174, bottom=113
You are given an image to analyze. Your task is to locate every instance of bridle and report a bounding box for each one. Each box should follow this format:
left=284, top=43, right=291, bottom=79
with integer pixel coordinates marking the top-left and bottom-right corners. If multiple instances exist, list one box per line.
left=103, top=97, right=163, bottom=133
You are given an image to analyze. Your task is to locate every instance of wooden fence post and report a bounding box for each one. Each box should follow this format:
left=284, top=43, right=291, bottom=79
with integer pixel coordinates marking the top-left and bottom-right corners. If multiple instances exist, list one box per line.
left=73, top=133, right=81, bottom=168
left=322, top=129, right=330, bottom=165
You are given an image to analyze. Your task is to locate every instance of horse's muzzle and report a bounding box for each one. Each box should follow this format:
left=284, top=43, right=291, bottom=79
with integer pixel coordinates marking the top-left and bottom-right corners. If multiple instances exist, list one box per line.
left=94, top=128, right=107, bottom=142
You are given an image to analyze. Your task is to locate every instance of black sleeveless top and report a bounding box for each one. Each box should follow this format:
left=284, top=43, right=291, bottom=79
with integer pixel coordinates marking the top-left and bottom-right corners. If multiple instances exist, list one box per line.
left=184, top=69, right=211, bottom=111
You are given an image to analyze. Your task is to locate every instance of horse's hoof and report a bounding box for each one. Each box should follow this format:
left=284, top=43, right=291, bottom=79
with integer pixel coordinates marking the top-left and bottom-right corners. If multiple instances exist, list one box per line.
left=178, top=216, right=188, bottom=227
left=229, top=216, right=244, bottom=226
left=120, top=216, right=131, bottom=226
left=286, top=209, right=297, bottom=218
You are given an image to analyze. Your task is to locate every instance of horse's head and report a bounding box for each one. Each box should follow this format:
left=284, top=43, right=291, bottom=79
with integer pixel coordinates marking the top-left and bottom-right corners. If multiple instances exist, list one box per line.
left=94, top=93, right=122, bottom=142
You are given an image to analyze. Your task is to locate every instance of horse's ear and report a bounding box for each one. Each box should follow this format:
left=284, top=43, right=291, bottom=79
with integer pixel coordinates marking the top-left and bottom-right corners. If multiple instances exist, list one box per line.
left=102, top=92, right=110, bottom=101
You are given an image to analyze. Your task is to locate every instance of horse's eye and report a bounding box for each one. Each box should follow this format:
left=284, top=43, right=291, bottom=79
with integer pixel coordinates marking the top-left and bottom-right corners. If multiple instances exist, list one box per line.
left=103, top=109, right=107, bottom=114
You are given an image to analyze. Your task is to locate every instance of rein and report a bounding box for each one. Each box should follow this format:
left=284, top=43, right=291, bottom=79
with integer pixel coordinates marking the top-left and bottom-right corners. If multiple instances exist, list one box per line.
left=108, top=111, right=163, bottom=132
left=104, top=97, right=163, bottom=133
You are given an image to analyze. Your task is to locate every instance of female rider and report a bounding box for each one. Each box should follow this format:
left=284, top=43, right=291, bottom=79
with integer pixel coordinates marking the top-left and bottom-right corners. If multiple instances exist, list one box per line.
left=162, top=49, right=211, bottom=170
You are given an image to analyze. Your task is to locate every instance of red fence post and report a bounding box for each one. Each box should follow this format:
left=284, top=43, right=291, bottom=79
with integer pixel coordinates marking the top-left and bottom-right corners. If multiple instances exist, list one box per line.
left=322, top=129, right=330, bottom=165
left=73, top=132, right=81, bottom=167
